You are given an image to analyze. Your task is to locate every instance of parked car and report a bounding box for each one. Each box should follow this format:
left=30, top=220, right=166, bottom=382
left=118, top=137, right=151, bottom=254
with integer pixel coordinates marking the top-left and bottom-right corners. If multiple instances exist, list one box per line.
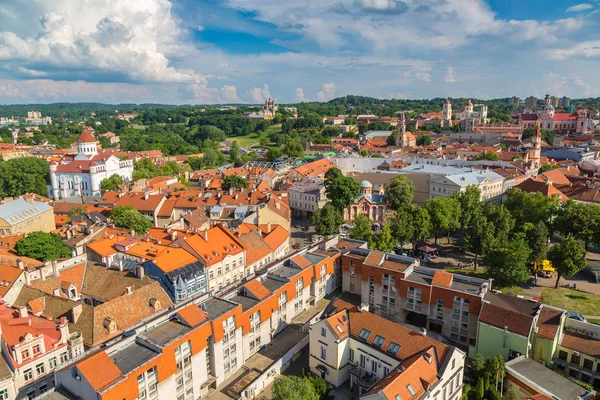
left=567, top=311, right=587, bottom=322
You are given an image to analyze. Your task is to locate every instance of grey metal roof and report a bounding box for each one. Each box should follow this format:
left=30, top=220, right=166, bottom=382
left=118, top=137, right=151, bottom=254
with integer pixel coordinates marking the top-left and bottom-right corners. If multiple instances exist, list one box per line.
left=228, top=294, right=260, bottom=311
left=0, top=198, right=53, bottom=226
left=261, top=277, right=288, bottom=292
left=142, top=320, right=191, bottom=347
left=201, top=297, right=237, bottom=320
left=111, top=342, right=158, bottom=374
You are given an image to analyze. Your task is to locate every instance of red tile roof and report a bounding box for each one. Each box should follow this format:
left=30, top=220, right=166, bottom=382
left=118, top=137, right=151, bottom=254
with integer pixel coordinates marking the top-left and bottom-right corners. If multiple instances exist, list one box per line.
left=244, top=280, right=271, bottom=301
left=177, top=304, right=207, bottom=327
left=479, top=302, right=534, bottom=337
left=76, top=130, right=96, bottom=143
left=561, top=331, right=600, bottom=358
left=431, top=271, right=453, bottom=288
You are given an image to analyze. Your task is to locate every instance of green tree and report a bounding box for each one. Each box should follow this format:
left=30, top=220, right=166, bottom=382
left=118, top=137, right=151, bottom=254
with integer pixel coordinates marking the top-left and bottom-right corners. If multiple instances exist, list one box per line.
left=483, top=204, right=515, bottom=244
left=323, top=168, right=360, bottom=213
left=389, top=204, right=431, bottom=250
left=484, top=234, right=532, bottom=286
left=504, top=388, right=520, bottom=400
left=229, top=141, right=241, bottom=166
left=301, top=370, right=334, bottom=400
left=416, top=134, right=432, bottom=146
left=456, top=186, right=482, bottom=230
left=386, top=175, right=415, bottom=210
left=386, top=131, right=397, bottom=146
left=0, top=157, right=49, bottom=198
left=471, top=353, right=486, bottom=379
left=373, top=224, right=397, bottom=252
left=283, top=141, right=305, bottom=158
left=425, top=197, right=461, bottom=243
left=67, top=206, right=87, bottom=221
left=504, top=188, right=559, bottom=227
left=548, top=237, right=588, bottom=288
left=524, top=221, right=549, bottom=268
left=188, top=156, right=203, bottom=170
left=539, top=164, right=559, bottom=173
left=100, top=174, right=124, bottom=194
left=266, top=147, right=283, bottom=161
left=201, top=148, right=224, bottom=169
left=349, top=214, right=374, bottom=246
left=15, top=232, right=72, bottom=261
left=555, top=200, right=600, bottom=250
left=272, top=376, right=319, bottom=400
left=475, top=378, right=485, bottom=400
left=221, top=175, right=249, bottom=191
left=475, top=152, right=500, bottom=161
left=312, top=204, right=343, bottom=236
left=463, top=213, right=495, bottom=270
left=110, top=206, right=152, bottom=234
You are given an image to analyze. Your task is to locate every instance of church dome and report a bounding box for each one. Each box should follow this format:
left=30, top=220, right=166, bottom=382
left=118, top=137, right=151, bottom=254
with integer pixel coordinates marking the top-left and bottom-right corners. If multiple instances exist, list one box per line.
left=76, top=130, right=96, bottom=143
left=360, top=180, right=373, bottom=188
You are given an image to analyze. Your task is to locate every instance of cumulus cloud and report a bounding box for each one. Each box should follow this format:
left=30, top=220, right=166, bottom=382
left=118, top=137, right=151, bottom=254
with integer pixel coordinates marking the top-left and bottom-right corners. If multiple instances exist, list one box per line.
left=249, top=84, right=271, bottom=103
left=444, top=67, right=456, bottom=83
left=295, top=88, right=307, bottom=102
left=220, top=85, right=241, bottom=103
left=547, top=40, right=600, bottom=60
left=354, top=0, right=408, bottom=14
left=17, top=67, right=46, bottom=77
left=566, top=3, right=594, bottom=12
left=317, top=83, right=336, bottom=101
left=574, top=75, right=600, bottom=96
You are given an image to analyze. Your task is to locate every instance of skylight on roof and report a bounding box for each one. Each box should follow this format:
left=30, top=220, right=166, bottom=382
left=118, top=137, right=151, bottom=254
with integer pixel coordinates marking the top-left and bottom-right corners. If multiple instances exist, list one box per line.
left=336, top=325, right=343, bottom=334
left=359, top=329, right=370, bottom=340
left=373, top=335, right=385, bottom=346
left=407, top=385, right=416, bottom=396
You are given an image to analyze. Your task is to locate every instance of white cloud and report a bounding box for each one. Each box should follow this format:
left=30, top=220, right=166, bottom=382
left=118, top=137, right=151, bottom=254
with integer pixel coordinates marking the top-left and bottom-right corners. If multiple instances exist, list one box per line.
left=444, top=67, right=456, bottom=83
left=317, top=83, right=336, bottom=101
left=220, top=85, right=241, bottom=102
left=295, top=88, right=307, bottom=102
left=248, top=84, right=271, bottom=103
left=574, top=75, right=600, bottom=96
left=543, top=72, right=559, bottom=78
left=17, top=67, right=46, bottom=77
left=354, top=0, right=408, bottom=14
left=547, top=40, right=600, bottom=60
left=566, top=3, right=594, bottom=12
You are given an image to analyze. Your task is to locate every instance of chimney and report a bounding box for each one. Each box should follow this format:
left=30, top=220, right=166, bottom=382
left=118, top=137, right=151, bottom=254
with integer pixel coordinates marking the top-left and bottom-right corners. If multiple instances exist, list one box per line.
left=137, top=265, right=145, bottom=280
left=203, top=230, right=208, bottom=242
left=53, top=288, right=60, bottom=297
left=144, top=193, right=149, bottom=200
left=126, top=286, right=133, bottom=295
left=118, top=259, right=124, bottom=272
left=18, top=306, right=28, bottom=318
left=171, top=230, right=177, bottom=241
left=358, top=303, right=369, bottom=313
left=267, top=223, right=272, bottom=233
left=16, top=259, right=24, bottom=270
left=228, top=187, right=233, bottom=196
left=70, top=303, right=82, bottom=323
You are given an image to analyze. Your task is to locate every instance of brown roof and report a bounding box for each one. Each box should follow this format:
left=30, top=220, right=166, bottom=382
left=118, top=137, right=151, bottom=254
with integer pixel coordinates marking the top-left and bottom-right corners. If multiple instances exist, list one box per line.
left=244, top=280, right=271, bottom=301
left=431, top=271, right=453, bottom=288
left=114, top=193, right=165, bottom=213
left=515, top=179, right=568, bottom=202
left=291, top=254, right=312, bottom=269
left=76, top=130, right=96, bottom=144
left=324, top=310, right=349, bottom=340
left=237, top=230, right=272, bottom=266
left=561, top=331, right=600, bottom=358
left=364, top=251, right=385, bottom=267
left=480, top=302, right=535, bottom=337
left=536, top=306, right=563, bottom=340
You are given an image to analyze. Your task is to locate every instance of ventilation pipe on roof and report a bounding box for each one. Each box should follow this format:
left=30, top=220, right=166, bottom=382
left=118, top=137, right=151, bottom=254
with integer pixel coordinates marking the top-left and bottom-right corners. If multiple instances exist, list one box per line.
left=16, top=259, right=24, bottom=270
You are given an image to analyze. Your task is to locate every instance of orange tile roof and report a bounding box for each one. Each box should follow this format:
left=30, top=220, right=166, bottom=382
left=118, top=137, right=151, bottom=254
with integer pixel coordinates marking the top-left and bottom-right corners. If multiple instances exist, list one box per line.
left=27, top=297, right=45, bottom=315
left=76, top=351, right=122, bottom=391
left=76, top=130, right=96, bottom=144
left=237, top=230, right=272, bottom=266
left=0, top=265, right=23, bottom=297
left=376, top=348, right=439, bottom=400
left=157, top=197, right=176, bottom=217
left=244, top=280, right=271, bottom=301
left=86, top=235, right=128, bottom=257
left=181, top=225, right=244, bottom=267
left=30, top=262, right=87, bottom=296
left=431, top=271, right=453, bottom=288
left=291, top=254, right=312, bottom=269
left=325, top=310, right=348, bottom=340
left=294, top=158, right=335, bottom=177
left=152, top=247, right=198, bottom=273
left=263, top=225, right=289, bottom=251
left=114, top=193, right=165, bottom=213
left=177, top=304, right=208, bottom=327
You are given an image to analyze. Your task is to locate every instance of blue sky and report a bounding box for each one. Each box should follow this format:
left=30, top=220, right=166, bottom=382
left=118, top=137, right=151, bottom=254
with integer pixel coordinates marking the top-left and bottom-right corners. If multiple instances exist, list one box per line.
left=0, top=0, right=598, bottom=104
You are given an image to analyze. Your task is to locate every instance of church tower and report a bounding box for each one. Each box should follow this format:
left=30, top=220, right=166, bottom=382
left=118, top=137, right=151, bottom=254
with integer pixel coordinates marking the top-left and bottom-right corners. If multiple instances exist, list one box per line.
left=442, top=98, right=452, bottom=129
left=75, top=130, right=98, bottom=160
left=397, top=112, right=407, bottom=147
left=528, top=121, right=542, bottom=170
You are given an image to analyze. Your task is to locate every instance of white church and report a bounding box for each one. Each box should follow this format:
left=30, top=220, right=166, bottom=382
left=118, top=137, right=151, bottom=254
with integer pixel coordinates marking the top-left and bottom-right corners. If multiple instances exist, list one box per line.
left=50, top=130, right=133, bottom=199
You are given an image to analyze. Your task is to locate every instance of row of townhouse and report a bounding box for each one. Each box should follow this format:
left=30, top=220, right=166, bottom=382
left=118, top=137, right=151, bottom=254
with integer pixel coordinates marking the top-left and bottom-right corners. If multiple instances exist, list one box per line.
left=341, top=247, right=492, bottom=348
left=473, top=292, right=600, bottom=391
left=86, top=224, right=290, bottom=303
left=51, top=238, right=348, bottom=400
left=309, top=298, right=466, bottom=400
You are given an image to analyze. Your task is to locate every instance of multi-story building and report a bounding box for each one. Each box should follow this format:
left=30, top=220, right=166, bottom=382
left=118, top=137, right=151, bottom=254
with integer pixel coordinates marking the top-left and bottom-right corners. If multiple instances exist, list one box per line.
left=288, top=178, right=327, bottom=217
left=525, top=96, right=538, bottom=108
left=309, top=298, right=466, bottom=399
left=342, top=248, right=491, bottom=348
left=519, top=95, right=590, bottom=134
left=53, top=237, right=349, bottom=400
left=429, top=170, right=505, bottom=203
left=0, top=302, right=84, bottom=399
left=0, top=196, right=56, bottom=237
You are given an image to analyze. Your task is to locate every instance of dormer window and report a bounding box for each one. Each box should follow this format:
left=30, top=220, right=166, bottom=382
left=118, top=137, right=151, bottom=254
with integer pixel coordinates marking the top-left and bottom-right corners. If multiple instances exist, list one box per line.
left=103, top=317, right=117, bottom=333
left=21, top=349, right=30, bottom=360
left=149, top=298, right=161, bottom=311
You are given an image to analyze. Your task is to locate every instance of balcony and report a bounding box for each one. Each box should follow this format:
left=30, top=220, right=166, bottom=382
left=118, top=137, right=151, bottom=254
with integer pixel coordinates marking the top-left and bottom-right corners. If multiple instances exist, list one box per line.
left=350, top=363, right=379, bottom=389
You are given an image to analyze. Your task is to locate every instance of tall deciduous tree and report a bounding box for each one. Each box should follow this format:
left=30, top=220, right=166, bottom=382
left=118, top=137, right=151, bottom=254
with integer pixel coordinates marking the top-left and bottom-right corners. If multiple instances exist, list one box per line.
left=312, top=204, right=343, bottom=236
left=389, top=204, right=431, bottom=250
left=463, top=213, right=495, bottom=270
left=455, top=186, right=482, bottom=230
left=15, top=232, right=72, bottom=261
left=425, top=197, right=461, bottom=243
left=324, top=168, right=360, bottom=213
left=110, top=206, right=152, bottom=234
left=100, top=174, right=124, bottom=194
left=386, top=175, right=415, bottom=210
left=504, top=188, right=559, bottom=227
left=0, top=157, right=49, bottom=198
left=221, top=175, right=249, bottom=191
left=483, top=204, right=515, bottom=244
left=373, top=225, right=397, bottom=252
left=229, top=141, right=241, bottom=166
left=484, top=234, right=532, bottom=286
left=523, top=221, right=549, bottom=268
left=349, top=214, right=374, bottom=246
left=555, top=200, right=600, bottom=250
left=272, top=376, right=319, bottom=400
left=548, top=237, right=588, bottom=288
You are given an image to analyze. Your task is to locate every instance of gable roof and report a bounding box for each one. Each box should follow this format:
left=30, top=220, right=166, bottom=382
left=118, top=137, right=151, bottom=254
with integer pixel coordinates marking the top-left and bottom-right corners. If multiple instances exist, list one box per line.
left=176, top=303, right=207, bottom=328
left=77, top=351, right=122, bottom=391
left=431, top=270, right=453, bottom=288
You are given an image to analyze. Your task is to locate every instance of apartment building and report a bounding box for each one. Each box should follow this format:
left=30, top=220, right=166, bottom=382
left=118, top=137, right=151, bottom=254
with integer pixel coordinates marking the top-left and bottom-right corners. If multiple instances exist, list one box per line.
left=53, top=238, right=348, bottom=400
left=0, top=196, right=55, bottom=237
left=342, top=248, right=491, bottom=347
left=0, top=302, right=84, bottom=399
left=288, top=178, right=327, bottom=217
left=309, top=298, right=466, bottom=399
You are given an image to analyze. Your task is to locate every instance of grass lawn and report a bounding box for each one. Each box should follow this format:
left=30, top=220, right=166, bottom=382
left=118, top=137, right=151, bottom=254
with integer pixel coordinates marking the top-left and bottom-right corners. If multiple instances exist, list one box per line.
left=225, top=125, right=281, bottom=148
left=589, top=319, right=600, bottom=326
left=541, top=288, right=600, bottom=316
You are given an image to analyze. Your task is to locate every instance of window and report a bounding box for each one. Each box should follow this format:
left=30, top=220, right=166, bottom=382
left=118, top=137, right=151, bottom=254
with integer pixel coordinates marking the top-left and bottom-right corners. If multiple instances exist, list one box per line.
left=371, top=360, right=377, bottom=374
left=558, top=350, right=568, bottom=361
left=360, top=354, right=366, bottom=367
left=36, top=363, right=45, bottom=375
left=23, top=368, right=33, bottom=382
left=49, top=357, right=57, bottom=369
left=60, top=352, right=68, bottom=363
left=359, top=329, right=371, bottom=340
left=373, top=335, right=385, bottom=347
left=21, top=349, right=30, bottom=360
left=388, top=342, right=400, bottom=354
left=321, top=327, right=326, bottom=337
left=383, top=366, right=390, bottom=376
left=32, top=344, right=41, bottom=355
left=349, top=349, right=355, bottom=362
left=320, top=346, right=326, bottom=360
left=583, top=359, right=594, bottom=370
left=571, top=353, right=581, bottom=365
left=407, top=384, right=417, bottom=396
left=452, top=359, right=456, bottom=369
left=395, top=396, right=402, bottom=400
left=0, top=389, right=7, bottom=400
